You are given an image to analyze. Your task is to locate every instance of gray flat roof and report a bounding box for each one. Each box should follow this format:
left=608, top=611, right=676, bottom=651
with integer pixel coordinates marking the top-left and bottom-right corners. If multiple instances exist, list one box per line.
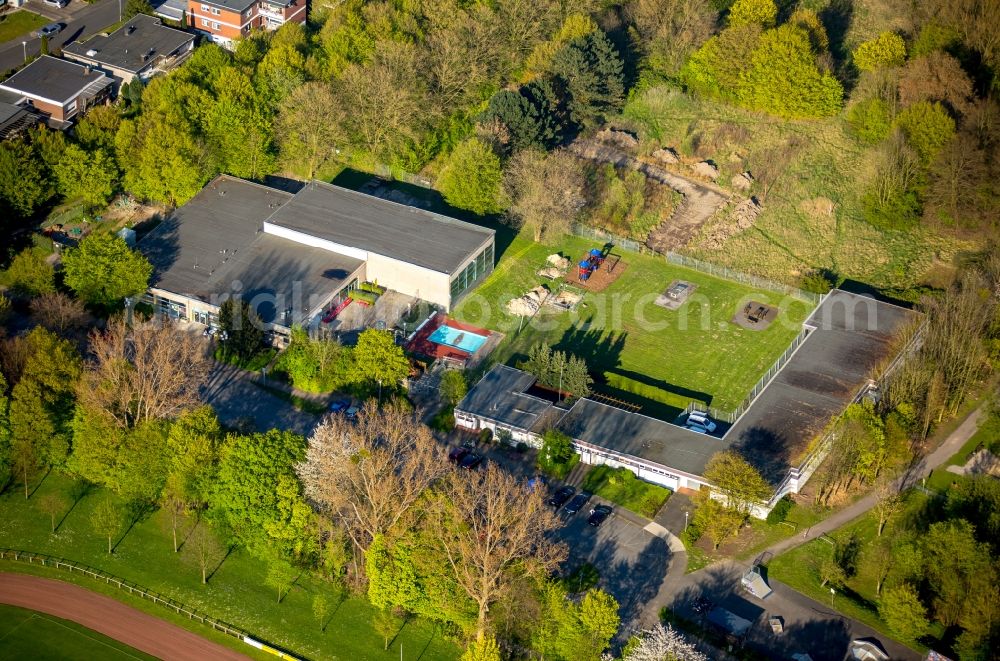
left=726, top=290, right=918, bottom=482
left=264, top=181, right=495, bottom=275
left=557, top=399, right=726, bottom=477
left=0, top=56, right=108, bottom=104
left=456, top=365, right=555, bottom=432
left=0, top=101, right=22, bottom=125
left=138, top=176, right=363, bottom=325
left=63, top=14, right=194, bottom=74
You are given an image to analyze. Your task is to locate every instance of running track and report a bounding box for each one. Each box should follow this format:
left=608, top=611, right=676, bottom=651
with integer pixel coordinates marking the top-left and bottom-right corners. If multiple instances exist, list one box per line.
left=0, top=573, right=249, bottom=660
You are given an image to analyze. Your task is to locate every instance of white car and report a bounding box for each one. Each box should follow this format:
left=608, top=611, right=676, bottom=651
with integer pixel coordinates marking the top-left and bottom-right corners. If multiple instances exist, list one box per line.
left=686, top=411, right=717, bottom=434
left=43, top=0, right=69, bottom=7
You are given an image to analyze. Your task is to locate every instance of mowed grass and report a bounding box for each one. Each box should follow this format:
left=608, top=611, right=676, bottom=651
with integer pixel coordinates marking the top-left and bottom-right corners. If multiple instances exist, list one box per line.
left=453, top=231, right=814, bottom=416
left=0, top=604, right=155, bottom=661
left=580, top=465, right=670, bottom=518
left=0, top=11, right=46, bottom=43
left=767, top=491, right=932, bottom=653
left=619, top=86, right=976, bottom=291
left=0, top=473, right=459, bottom=661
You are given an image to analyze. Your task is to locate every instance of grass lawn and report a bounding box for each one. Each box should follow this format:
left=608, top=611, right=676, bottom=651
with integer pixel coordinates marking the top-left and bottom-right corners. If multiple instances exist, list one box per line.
left=453, top=231, right=814, bottom=417
left=767, top=491, right=932, bottom=653
left=0, top=603, right=156, bottom=661
left=0, top=473, right=459, bottom=661
left=618, top=86, right=976, bottom=293
left=580, top=465, right=671, bottom=518
left=0, top=10, right=46, bottom=43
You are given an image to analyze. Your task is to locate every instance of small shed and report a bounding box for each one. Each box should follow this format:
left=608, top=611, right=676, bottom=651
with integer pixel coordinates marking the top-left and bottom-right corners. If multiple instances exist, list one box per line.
left=706, top=606, right=752, bottom=641
left=742, top=565, right=772, bottom=599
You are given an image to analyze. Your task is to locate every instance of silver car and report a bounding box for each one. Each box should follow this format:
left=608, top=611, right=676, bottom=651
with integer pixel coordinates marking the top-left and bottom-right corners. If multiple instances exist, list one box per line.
left=35, top=22, right=63, bottom=38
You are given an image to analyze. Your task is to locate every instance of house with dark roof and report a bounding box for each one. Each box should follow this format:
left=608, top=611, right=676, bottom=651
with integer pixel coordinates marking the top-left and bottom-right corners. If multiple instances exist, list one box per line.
left=0, top=92, right=42, bottom=140
left=0, top=56, right=113, bottom=127
left=137, top=176, right=494, bottom=338
left=63, top=14, right=195, bottom=87
left=456, top=290, right=918, bottom=514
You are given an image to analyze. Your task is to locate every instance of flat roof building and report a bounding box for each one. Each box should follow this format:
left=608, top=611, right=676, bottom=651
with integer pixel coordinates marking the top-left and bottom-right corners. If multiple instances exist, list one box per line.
left=138, top=176, right=495, bottom=338
left=63, top=14, right=196, bottom=86
left=0, top=56, right=113, bottom=126
left=456, top=290, right=919, bottom=513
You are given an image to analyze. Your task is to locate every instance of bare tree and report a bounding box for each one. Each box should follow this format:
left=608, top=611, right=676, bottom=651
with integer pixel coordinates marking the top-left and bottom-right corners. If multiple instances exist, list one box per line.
left=90, top=497, right=122, bottom=554
left=429, top=464, right=567, bottom=641
left=898, top=52, right=975, bottom=116
left=297, top=400, right=448, bottom=553
left=37, top=493, right=67, bottom=533
left=625, top=0, right=716, bottom=77
left=503, top=149, right=587, bottom=242
left=79, top=317, right=209, bottom=429
left=29, top=292, right=88, bottom=334
left=183, top=522, right=225, bottom=584
left=925, top=134, right=988, bottom=227
left=276, top=82, right=346, bottom=179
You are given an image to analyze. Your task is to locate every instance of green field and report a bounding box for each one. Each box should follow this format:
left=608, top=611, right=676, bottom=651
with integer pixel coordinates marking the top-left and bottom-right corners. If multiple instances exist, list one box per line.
left=0, top=473, right=459, bottom=661
left=580, top=465, right=671, bottom=518
left=0, top=603, right=154, bottom=661
left=0, top=10, right=46, bottom=44
left=453, top=232, right=814, bottom=418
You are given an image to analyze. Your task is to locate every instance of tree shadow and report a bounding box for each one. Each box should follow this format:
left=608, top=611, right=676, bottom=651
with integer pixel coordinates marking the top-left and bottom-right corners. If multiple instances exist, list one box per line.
left=412, top=624, right=440, bottom=661
left=732, top=426, right=795, bottom=486
left=54, top=480, right=94, bottom=533
left=111, top=501, right=152, bottom=553
left=206, top=544, right=236, bottom=584
left=27, top=466, right=52, bottom=499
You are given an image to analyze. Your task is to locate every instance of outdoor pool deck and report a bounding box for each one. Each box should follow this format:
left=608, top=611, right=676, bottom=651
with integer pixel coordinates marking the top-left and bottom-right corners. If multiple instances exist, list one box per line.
left=406, top=313, right=502, bottom=368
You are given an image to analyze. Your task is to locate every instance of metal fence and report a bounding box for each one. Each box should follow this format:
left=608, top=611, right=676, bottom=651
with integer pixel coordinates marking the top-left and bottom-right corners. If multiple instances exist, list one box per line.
left=569, top=223, right=821, bottom=304
left=0, top=548, right=300, bottom=661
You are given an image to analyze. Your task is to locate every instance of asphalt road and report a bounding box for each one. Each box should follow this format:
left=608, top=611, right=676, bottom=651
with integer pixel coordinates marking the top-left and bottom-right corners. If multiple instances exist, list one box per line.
left=0, top=573, right=249, bottom=660
left=0, top=0, right=121, bottom=73
left=201, top=361, right=321, bottom=436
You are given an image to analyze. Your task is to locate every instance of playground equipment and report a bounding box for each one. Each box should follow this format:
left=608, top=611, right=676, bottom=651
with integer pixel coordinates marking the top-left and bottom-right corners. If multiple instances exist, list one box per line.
left=577, top=248, right=608, bottom=281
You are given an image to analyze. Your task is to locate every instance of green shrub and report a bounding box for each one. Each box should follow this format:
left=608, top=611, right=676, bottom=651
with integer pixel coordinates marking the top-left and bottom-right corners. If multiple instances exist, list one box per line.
left=478, top=428, right=493, bottom=444
left=437, top=138, right=503, bottom=215
left=847, top=98, right=892, bottom=144
left=350, top=290, right=378, bottom=305
left=359, top=281, right=386, bottom=295
left=766, top=495, right=794, bottom=524
left=728, top=0, right=777, bottom=28
left=430, top=408, right=455, bottom=432
left=800, top=268, right=837, bottom=294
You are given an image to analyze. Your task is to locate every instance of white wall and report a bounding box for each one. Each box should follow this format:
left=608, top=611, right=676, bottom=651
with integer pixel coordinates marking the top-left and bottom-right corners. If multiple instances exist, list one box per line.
left=263, top=222, right=369, bottom=261
left=365, top=252, right=452, bottom=310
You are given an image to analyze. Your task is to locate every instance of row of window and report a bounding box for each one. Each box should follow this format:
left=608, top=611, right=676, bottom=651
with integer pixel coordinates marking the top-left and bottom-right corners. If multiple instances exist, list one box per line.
left=449, top=243, right=495, bottom=303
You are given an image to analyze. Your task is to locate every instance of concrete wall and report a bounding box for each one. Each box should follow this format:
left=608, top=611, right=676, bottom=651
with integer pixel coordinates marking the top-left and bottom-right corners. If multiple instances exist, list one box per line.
left=365, top=252, right=452, bottom=310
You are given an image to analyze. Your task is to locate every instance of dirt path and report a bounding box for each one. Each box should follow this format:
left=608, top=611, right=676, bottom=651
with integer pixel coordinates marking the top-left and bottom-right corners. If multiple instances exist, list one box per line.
left=0, top=573, right=249, bottom=661
left=567, top=140, right=730, bottom=253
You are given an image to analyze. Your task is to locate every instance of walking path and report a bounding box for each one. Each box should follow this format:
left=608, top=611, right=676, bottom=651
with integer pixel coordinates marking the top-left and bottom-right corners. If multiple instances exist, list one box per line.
left=761, top=405, right=984, bottom=559
left=0, top=573, right=248, bottom=661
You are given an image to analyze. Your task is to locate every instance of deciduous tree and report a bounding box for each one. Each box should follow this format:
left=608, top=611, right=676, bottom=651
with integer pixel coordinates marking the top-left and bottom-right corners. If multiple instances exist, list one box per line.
left=439, top=370, right=468, bottom=407
left=727, top=0, right=776, bottom=28
left=0, top=139, right=51, bottom=218
left=275, top=82, right=345, bottom=178
left=349, top=329, right=409, bottom=393
left=437, top=138, right=503, bottom=215
left=879, top=583, right=929, bottom=640
left=37, top=492, right=66, bottom=533
left=79, top=317, right=209, bottom=429
left=702, top=450, right=771, bottom=518
left=217, top=297, right=265, bottom=363
left=6, top=248, right=55, bottom=298
left=90, top=496, right=123, bottom=554
left=430, top=463, right=567, bottom=640
left=29, top=292, right=88, bottom=334
left=183, top=522, right=226, bottom=584
left=62, top=234, right=152, bottom=309
left=298, top=401, right=447, bottom=551
left=53, top=145, right=119, bottom=210
left=895, top=101, right=956, bottom=164
left=503, top=149, right=586, bottom=242
left=853, top=32, right=907, bottom=72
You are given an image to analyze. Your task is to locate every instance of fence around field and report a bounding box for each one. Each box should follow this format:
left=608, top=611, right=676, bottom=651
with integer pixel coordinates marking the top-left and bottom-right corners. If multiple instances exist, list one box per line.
left=569, top=223, right=821, bottom=304
left=0, top=548, right=300, bottom=661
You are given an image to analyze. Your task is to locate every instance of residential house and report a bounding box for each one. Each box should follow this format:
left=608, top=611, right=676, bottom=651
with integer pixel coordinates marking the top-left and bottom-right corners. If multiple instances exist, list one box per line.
left=0, top=56, right=113, bottom=127
left=187, top=0, right=306, bottom=49
left=63, top=14, right=195, bottom=87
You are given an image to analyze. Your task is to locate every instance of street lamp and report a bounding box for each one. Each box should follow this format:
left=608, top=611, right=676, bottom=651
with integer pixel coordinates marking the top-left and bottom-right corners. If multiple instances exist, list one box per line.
left=22, top=41, right=27, bottom=62
left=684, top=510, right=689, bottom=531
left=118, top=0, right=122, bottom=21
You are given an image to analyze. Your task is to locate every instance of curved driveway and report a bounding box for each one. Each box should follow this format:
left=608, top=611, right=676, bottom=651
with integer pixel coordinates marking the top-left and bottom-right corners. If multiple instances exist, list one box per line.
left=0, top=573, right=249, bottom=660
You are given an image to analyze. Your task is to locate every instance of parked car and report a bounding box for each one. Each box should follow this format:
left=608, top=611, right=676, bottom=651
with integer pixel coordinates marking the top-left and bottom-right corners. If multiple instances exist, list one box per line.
left=686, top=411, right=717, bottom=434
left=43, top=0, right=69, bottom=7
left=548, top=485, right=575, bottom=509
left=587, top=505, right=612, bottom=527
left=34, top=23, right=63, bottom=38
left=328, top=399, right=350, bottom=413
left=459, top=452, right=483, bottom=470
left=344, top=406, right=359, bottom=420
left=448, top=446, right=469, bottom=464
left=563, top=492, right=590, bottom=516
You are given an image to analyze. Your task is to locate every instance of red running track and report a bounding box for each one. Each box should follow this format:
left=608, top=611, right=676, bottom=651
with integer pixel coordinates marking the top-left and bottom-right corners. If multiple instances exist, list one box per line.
left=0, top=573, right=249, bottom=660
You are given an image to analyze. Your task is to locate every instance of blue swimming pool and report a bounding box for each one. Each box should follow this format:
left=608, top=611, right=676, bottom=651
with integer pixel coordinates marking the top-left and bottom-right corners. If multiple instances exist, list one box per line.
left=428, top=325, right=488, bottom=353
